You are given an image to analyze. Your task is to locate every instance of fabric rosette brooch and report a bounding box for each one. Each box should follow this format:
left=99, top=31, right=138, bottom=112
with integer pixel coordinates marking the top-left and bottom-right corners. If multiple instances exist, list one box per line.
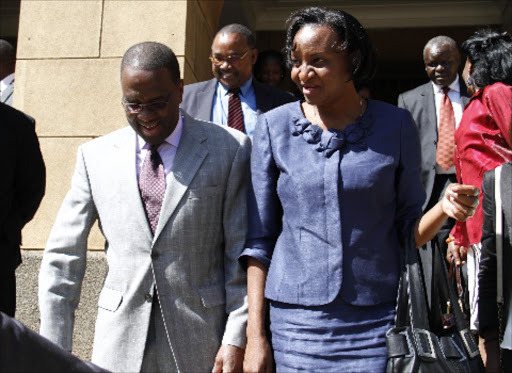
left=292, top=113, right=373, bottom=157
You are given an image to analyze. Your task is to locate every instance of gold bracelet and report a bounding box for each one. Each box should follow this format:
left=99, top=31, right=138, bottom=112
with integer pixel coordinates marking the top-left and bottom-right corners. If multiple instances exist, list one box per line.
left=446, top=237, right=455, bottom=244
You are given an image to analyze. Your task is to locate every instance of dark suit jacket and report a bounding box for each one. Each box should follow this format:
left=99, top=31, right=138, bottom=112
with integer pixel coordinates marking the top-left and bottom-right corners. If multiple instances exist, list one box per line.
left=0, top=103, right=45, bottom=272
left=479, top=162, right=512, bottom=336
left=0, top=311, right=109, bottom=372
left=180, top=78, right=298, bottom=121
left=397, top=79, right=470, bottom=209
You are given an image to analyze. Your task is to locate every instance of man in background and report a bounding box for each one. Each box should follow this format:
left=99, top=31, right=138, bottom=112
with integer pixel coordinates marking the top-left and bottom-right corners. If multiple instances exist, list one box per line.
left=398, top=35, right=470, bottom=306
left=0, top=40, right=16, bottom=106
left=181, top=23, right=297, bottom=140
left=0, top=102, right=45, bottom=317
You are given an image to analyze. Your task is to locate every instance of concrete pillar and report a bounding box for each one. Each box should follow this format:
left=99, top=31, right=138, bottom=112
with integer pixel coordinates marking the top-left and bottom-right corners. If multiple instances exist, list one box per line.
left=14, top=0, right=223, bottom=360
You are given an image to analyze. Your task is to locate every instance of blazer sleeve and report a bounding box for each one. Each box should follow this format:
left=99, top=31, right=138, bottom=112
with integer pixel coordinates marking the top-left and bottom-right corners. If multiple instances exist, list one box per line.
left=478, top=169, right=498, bottom=336
left=38, top=145, right=98, bottom=351
left=240, top=113, right=282, bottom=268
left=221, top=135, right=251, bottom=348
left=15, top=117, right=46, bottom=229
left=394, top=109, right=425, bottom=248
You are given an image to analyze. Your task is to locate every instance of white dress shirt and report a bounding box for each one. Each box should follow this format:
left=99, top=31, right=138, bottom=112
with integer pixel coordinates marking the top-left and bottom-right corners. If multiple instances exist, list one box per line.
left=136, top=114, right=183, bottom=186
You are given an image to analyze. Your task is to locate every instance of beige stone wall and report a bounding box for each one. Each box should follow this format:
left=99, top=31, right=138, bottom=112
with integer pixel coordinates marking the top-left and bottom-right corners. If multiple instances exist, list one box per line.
left=16, top=0, right=223, bottom=251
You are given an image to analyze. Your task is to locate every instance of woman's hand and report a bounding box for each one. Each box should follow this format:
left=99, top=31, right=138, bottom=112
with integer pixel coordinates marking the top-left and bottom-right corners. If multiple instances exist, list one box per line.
left=446, top=240, right=467, bottom=265
left=441, top=184, right=479, bottom=222
left=243, top=334, right=273, bottom=373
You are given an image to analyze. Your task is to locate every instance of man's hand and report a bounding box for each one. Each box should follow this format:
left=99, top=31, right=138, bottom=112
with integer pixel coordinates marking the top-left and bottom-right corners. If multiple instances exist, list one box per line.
left=243, top=334, right=273, bottom=373
left=212, top=344, right=244, bottom=373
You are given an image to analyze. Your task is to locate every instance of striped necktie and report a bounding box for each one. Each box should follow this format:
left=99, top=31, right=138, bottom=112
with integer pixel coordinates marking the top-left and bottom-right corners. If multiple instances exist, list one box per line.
left=227, top=88, right=246, bottom=133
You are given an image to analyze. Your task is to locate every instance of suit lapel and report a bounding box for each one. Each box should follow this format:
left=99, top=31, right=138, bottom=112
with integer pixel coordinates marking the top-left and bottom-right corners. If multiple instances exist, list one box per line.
left=502, top=163, right=512, bottom=242
left=153, top=113, right=208, bottom=240
left=422, top=83, right=437, bottom=135
left=114, top=129, right=153, bottom=241
left=196, top=79, right=216, bottom=120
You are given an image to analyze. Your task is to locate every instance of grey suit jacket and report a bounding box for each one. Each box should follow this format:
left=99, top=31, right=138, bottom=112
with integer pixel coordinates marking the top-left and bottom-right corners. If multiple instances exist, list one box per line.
left=39, top=111, right=250, bottom=372
left=397, top=79, right=470, bottom=209
left=180, top=78, right=298, bottom=122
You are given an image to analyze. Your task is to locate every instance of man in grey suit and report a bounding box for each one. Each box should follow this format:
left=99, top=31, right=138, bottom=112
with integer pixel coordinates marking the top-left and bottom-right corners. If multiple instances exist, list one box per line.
left=39, top=42, right=250, bottom=373
left=181, top=23, right=297, bottom=140
left=398, top=35, right=470, bottom=305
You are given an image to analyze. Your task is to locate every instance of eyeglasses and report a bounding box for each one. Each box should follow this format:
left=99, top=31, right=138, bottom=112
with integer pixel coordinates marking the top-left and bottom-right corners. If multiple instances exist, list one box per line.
left=209, top=49, right=252, bottom=66
left=122, top=97, right=170, bottom=114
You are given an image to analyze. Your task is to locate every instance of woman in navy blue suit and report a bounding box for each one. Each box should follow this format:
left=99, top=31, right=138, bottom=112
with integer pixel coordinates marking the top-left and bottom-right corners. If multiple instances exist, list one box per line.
left=241, top=7, right=480, bottom=373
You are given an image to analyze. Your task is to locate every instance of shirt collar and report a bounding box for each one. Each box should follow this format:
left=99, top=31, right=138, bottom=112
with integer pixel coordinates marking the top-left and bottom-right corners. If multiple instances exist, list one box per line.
left=137, top=113, right=183, bottom=151
left=0, top=73, right=14, bottom=91
left=218, top=75, right=253, bottom=97
left=431, top=75, right=460, bottom=94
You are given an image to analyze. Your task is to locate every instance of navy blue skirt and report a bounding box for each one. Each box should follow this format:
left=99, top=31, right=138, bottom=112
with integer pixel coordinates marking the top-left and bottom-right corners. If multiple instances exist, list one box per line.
left=270, top=295, right=395, bottom=373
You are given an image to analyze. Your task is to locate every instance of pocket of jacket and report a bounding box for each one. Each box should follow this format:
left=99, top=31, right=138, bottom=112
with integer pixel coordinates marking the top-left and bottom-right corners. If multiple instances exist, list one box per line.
left=197, top=283, right=226, bottom=308
left=98, top=287, right=123, bottom=312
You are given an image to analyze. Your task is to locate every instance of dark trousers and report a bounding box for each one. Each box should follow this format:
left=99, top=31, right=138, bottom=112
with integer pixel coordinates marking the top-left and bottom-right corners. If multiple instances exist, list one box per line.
left=0, top=270, right=16, bottom=317
left=419, top=174, right=457, bottom=309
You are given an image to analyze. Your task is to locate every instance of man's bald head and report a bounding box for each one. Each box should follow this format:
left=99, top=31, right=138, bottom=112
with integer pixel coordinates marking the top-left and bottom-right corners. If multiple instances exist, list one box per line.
left=423, top=36, right=461, bottom=87
left=120, top=41, right=181, bottom=84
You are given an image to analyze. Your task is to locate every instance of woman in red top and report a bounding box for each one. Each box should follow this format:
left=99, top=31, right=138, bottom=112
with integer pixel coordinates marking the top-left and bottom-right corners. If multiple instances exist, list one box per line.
left=448, top=29, right=512, bottom=342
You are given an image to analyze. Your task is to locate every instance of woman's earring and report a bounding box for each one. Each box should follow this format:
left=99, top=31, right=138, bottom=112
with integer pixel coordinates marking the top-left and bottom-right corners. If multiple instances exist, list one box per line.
left=466, top=77, right=472, bottom=87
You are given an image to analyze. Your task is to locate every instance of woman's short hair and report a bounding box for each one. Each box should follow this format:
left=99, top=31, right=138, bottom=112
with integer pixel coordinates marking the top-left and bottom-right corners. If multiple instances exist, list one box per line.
left=462, top=29, right=512, bottom=87
left=284, top=7, right=376, bottom=86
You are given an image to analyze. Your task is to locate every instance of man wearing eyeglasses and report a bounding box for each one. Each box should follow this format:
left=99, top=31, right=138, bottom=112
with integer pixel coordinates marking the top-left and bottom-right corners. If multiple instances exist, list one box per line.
left=181, top=23, right=298, bottom=140
left=39, top=42, right=250, bottom=373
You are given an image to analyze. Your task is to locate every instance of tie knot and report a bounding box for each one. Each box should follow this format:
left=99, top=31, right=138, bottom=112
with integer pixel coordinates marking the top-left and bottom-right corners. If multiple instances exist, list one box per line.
left=442, top=86, right=450, bottom=95
left=228, top=88, right=241, bottom=97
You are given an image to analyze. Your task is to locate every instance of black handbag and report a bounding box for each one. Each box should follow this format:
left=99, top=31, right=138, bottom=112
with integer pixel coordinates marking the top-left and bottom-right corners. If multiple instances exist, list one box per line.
left=386, top=242, right=485, bottom=372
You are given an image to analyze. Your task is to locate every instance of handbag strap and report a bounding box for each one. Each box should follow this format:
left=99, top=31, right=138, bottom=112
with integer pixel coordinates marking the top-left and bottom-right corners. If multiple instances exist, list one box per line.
left=495, top=165, right=503, bottom=304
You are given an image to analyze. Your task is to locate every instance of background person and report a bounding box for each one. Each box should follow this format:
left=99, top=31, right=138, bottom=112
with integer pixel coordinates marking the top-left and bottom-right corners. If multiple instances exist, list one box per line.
left=181, top=24, right=297, bottom=140
left=242, top=7, right=479, bottom=373
left=0, top=39, right=16, bottom=106
left=398, top=35, right=470, bottom=309
left=0, top=102, right=45, bottom=317
left=447, top=29, right=512, bottom=336
left=253, top=49, right=286, bottom=88
left=479, top=159, right=512, bottom=372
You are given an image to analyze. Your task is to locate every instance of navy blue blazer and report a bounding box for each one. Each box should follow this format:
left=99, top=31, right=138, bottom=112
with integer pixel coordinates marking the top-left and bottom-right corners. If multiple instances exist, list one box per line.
left=242, top=100, right=425, bottom=306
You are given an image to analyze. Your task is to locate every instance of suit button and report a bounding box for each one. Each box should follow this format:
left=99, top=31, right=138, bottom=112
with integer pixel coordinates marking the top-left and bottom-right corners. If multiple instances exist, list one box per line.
left=151, top=251, right=159, bottom=259
left=145, top=293, right=152, bottom=302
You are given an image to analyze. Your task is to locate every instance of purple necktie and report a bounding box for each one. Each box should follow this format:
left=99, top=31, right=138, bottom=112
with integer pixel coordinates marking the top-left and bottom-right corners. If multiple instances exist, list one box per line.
left=227, top=88, right=246, bottom=133
left=139, top=145, right=165, bottom=234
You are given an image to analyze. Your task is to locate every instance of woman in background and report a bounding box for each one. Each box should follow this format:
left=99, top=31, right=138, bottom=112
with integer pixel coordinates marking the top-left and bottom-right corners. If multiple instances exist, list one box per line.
left=254, top=50, right=286, bottom=88
left=447, top=30, right=512, bottom=339
left=242, top=7, right=479, bottom=373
